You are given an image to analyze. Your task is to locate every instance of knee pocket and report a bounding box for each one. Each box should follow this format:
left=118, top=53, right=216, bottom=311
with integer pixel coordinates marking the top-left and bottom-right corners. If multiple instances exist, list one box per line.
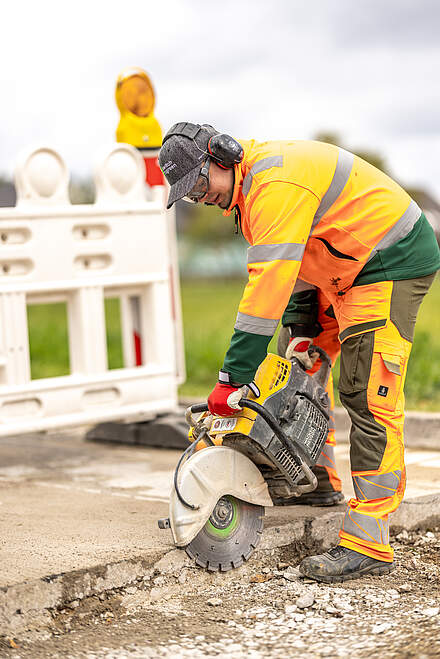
left=339, top=330, right=405, bottom=413
left=367, top=345, right=404, bottom=412
left=339, top=332, right=374, bottom=396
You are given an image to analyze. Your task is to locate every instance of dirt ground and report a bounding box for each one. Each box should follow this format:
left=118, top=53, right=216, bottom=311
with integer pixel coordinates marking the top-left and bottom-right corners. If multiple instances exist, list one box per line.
left=2, top=528, right=440, bottom=658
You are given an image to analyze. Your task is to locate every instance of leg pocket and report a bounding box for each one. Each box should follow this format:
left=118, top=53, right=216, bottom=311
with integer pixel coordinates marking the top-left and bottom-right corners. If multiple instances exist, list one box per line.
left=339, top=332, right=375, bottom=395
left=367, top=349, right=403, bottom=413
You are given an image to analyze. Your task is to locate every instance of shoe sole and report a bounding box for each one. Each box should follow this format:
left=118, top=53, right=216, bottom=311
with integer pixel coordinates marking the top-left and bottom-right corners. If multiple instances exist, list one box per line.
left=300, top=561, right=395, bottom=583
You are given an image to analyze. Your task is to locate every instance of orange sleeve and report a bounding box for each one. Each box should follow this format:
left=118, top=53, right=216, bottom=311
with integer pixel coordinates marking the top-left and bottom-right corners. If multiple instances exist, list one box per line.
left=238, top=181, right=319, bottom=323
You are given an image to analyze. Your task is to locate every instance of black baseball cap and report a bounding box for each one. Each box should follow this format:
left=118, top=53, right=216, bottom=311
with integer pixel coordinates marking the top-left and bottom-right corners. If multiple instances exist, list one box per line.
left=159, top=122, right=216, bottom=209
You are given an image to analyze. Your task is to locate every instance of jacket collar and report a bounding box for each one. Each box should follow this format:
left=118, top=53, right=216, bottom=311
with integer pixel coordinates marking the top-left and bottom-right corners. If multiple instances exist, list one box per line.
left=222, top=140, right=250, bottom=217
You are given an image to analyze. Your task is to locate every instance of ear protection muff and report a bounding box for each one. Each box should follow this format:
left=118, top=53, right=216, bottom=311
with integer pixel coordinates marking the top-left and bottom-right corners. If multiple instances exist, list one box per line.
left=162, top=122, right=243, bottom=169
left=206, top=133, right=244, bottom=169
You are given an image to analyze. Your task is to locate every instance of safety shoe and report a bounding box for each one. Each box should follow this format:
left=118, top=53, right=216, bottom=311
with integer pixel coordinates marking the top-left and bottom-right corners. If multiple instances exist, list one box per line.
left=299, top=545, right=395, bottom=583
left=273, top=489, right=344, bottom=507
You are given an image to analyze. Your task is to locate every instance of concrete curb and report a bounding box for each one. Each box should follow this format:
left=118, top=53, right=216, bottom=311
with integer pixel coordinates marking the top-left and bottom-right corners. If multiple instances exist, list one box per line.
left=2, top=493, right=439, bottom=637
left=0, top=550, right=164, bottom=637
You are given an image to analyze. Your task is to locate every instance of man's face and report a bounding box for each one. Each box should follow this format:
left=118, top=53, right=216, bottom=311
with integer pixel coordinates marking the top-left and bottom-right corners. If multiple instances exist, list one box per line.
left=188, top=160, right=234, bottom=210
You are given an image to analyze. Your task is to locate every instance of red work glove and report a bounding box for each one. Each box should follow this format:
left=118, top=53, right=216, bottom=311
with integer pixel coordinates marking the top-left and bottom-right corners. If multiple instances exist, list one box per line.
left=285, top=336, right=318, bottom=370
left=208, top=382, right=244, bottom=416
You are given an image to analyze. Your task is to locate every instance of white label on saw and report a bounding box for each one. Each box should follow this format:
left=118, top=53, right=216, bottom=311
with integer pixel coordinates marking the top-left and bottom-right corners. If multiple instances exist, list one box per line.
left=211, top=417, right=238, bottom=433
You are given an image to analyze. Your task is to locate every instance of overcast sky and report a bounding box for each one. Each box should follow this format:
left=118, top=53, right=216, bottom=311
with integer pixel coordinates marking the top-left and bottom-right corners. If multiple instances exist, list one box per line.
left=2, top=0, right=440, bottom=198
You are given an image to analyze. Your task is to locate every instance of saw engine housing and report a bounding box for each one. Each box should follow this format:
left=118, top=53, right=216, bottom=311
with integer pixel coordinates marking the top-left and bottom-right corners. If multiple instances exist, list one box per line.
left=158, top=349, right=332, bottom=570
left=191, top=350, right=331, bottom=501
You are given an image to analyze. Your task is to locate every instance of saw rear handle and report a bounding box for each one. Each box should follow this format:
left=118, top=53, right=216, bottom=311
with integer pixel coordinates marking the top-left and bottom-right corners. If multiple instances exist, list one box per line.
left=189, top=398, right=317, bottom=495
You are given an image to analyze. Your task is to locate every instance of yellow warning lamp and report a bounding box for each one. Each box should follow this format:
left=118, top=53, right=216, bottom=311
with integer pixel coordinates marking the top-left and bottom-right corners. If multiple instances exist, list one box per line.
left=115, top=67, right=162, bottom=148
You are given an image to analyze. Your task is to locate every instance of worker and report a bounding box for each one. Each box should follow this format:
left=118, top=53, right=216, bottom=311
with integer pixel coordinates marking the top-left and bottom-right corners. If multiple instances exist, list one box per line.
left=158, top=122, right=440, bottom=583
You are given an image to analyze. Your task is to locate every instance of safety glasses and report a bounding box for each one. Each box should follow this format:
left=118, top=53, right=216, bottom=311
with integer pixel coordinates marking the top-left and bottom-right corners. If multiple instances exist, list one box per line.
left=183, top=158, right=211, bottom=203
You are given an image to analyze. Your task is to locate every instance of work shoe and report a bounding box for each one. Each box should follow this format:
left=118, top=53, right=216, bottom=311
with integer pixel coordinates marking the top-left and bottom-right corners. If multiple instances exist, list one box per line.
left=274, top=489, right=344, bottom=507
left=299, top=545, right=395, bottom=583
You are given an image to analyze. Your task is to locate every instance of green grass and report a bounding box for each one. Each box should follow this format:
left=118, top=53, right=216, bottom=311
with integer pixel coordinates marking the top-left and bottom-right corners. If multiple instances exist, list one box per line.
left=27, top=298, right=123, bottom=378
left=26, top=276, right=440, bottom=411
left=27, top=302, right=71, bottom=379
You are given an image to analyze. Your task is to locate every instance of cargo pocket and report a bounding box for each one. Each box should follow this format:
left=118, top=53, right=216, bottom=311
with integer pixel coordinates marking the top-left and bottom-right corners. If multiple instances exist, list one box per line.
left=367, top=347, right=404, bottom=413
left=339, top=332, right=375, bottom=397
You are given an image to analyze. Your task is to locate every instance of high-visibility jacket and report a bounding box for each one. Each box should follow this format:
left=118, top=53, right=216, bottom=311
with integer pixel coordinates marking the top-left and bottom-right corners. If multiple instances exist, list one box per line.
left=221, top=139, right=438, bottom=384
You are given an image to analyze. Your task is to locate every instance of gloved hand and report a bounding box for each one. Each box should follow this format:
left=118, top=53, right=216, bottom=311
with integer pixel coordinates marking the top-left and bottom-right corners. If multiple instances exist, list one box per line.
left=208, top=382, right=245, bottom=416
left=285, top=336, right=319, bottom=370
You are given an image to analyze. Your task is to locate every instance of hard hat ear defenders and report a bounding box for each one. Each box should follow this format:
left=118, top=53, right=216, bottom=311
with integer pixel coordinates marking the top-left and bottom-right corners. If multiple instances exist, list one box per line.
left=163, top=122, right=243, bottom=169
left=206, top=133, right=244, bottom=169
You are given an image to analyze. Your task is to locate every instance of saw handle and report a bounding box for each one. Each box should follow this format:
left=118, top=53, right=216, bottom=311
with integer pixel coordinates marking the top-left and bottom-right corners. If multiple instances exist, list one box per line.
left=189, top=402, right=212, bottom=414
left=189, top=399, right=317, bottom=495
left=308, top=345, right=332, bottom=388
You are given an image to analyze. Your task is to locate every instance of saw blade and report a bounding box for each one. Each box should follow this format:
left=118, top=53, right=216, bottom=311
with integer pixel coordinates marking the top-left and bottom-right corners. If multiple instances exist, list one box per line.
left=184, top=495, right=264, bottom=572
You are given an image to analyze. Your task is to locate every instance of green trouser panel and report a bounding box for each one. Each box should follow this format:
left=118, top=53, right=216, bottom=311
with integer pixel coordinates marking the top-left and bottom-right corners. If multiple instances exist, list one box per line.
left=353, top=214, right=440, bottom=287
left=277, top=326, right=290, bottom=358
left=339, top=389, right=389, bottom=472
left=390, top=273, right=437, bottom=342
left=338, top=274, right=437, bottom=472
left=315, top=443, right=340, bottom=492
left=312, top=466, right=336, bottom=492
left=339, top=329, right=388, bottom=472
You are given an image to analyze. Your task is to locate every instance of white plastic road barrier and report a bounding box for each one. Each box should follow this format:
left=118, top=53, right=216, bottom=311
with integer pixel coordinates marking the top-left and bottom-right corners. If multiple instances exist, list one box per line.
left=0, top=144, right=185, bottom=436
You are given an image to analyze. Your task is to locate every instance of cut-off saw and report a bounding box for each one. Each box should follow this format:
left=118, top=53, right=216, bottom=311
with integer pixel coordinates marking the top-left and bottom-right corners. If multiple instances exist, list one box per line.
left=158, top=347, right=331, bottom=572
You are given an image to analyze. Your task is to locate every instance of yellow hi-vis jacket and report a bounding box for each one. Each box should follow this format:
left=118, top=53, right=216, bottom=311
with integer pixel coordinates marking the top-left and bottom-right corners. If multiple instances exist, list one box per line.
left=221, top=139, right=421, bottom=383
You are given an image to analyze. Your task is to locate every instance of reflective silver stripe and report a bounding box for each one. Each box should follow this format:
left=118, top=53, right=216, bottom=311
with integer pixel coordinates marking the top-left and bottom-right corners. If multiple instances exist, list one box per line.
left=293, top=279, right=316, bottom=293
left=311, top=148, right=354, bottom=229
left=342, top=509, right=389, bottom=545
left=248, top=243, right=305, bottom=264
left=353, top=471, right=402, bottom=502
left=317, top=443, right=336, bottom=469
left=242, top=156, right=283, bottom=197
left=218, top=370, right=231, bottom=384
left=367, top=200, right=421, bottom=261
left=247, top=382, right=261, bottom=397
left=235, top=311, right=278, bottom=336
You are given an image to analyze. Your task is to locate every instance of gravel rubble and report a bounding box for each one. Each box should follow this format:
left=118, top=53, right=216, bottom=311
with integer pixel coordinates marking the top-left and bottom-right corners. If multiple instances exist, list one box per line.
left=1, top=528, right=440, bottom=658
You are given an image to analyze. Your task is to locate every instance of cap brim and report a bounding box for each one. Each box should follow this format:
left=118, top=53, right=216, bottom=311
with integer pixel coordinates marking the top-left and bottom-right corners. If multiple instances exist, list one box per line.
left=166, top=164, right=201, bottom=209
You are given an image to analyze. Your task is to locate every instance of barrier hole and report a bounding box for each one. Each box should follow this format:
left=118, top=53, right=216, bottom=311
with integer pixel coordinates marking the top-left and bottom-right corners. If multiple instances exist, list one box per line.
left=84, top=259, right=89, bottom=268
left=104, top=298, right=124, bottom=370
left=1, top=233, right=7, bottom=242
left=3, top=264, right=10, bottom=273
left=27, top=302, right=70, bottom=379
left=81, top=229, right=88, bottom=238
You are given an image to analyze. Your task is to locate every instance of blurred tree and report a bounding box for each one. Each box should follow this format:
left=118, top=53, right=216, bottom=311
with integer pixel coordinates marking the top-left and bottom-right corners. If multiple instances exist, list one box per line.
left=314, top=131, right=389, bottom=174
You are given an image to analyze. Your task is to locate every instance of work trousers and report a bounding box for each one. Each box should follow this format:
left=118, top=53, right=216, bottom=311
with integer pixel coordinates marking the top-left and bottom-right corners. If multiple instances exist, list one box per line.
left=307, top=274, right=435, bottom=562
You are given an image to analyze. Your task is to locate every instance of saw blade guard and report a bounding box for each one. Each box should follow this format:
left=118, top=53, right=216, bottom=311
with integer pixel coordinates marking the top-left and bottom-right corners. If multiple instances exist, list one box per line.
left=169, top=445, right=273, bottom=546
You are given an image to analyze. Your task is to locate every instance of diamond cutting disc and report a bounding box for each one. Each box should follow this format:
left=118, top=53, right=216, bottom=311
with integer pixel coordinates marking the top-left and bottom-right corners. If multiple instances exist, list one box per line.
left=184, top=496, right=264, bottom=572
